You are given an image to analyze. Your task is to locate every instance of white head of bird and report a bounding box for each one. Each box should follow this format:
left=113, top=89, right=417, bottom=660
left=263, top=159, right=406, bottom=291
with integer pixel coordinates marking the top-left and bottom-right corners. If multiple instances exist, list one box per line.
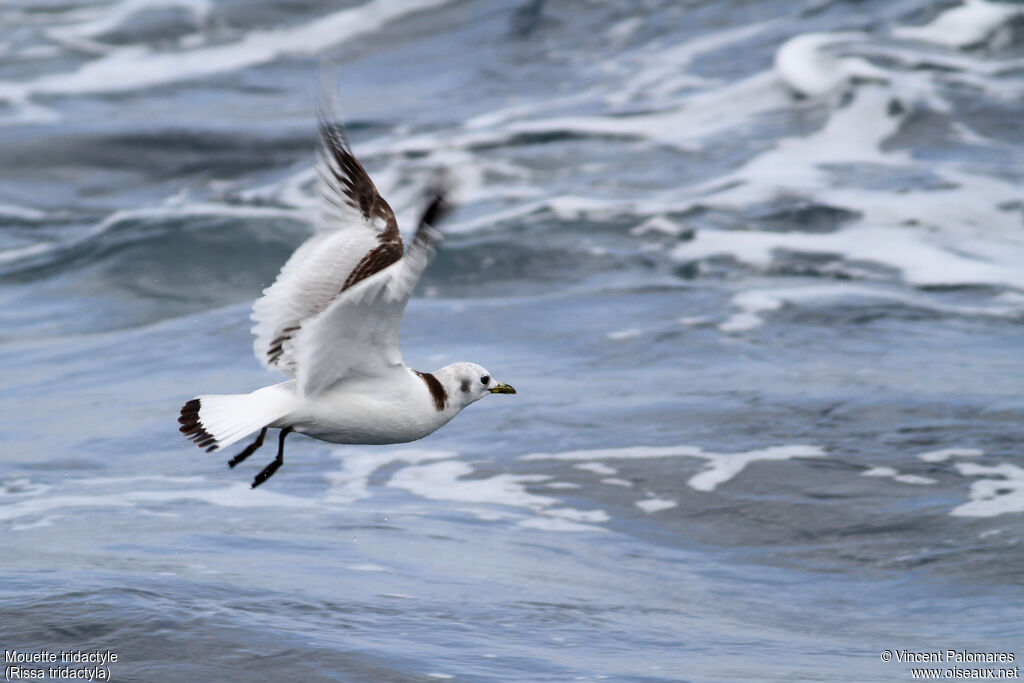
left=433, top=362, right=516, bottom=410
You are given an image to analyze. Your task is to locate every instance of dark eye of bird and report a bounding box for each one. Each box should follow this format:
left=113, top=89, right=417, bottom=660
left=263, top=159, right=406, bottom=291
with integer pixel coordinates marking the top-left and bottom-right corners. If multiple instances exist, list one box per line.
left=480, top=376, right=490, bottom=385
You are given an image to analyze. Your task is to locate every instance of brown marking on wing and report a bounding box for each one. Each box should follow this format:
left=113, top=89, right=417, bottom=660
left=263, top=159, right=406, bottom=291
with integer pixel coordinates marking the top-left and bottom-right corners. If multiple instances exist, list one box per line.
left=263, top=237, right=401, bottom=367
left=320, top=122, right=401, bottom=242
left=414, top=371, right=447, bottom=412
left=341, top=240, right=404, bottom=292
left=266, top=325, right=300, bottom=366
left=178, top=398, right=220, bottom=453
left=261, top=123, right=408, bottom=370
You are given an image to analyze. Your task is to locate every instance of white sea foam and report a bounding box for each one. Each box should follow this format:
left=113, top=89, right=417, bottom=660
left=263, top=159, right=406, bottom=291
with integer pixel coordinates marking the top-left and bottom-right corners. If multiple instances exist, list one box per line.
left=653, top=41, right=1024, bottom=295
left=11, top=517, right=56, bottom=532
left=387, top=460, right=607, bottom=531
left=422, top=19, right=1024, bottom=297
left=862, top=467, right=936, bottom=486
left=345, top=563, right=390, bottom=572
left=605, top=328, right=642, bottom=342
left=324, top=448, right=456, bottom=504
left=893, top=0, right=1022, bottom=49
left=0, top=0, right=453, bottom=108
left=523, top=444, right=826, bottom=492
left=46, top=0, right=212, bottom=46
left=490, top=71, right=786, bottom=154
left=0, top=480, right=317, bottom=523
left=719, top=291, right=783, bottom=333
left=674, top=223, right=1024, bottom=292
left=725, top=84, right=907, bottom=195
left=852, top=43, right=1024, bottom=99
left=544, top=508, right=610, bottom=523
left=1, top=478, right=52, bottom=497
left=630, top=215, right=689, bottom=237
left=713, top=283, right=1024, bottom=333
left=774, top=32, right=888, bottom=97
left=524, top=445, right=707, bottom=461
left=0, top=200, right=302, bottom=271
left=951, top=463, right=1024, bottom=517
left=575, top=463, right=617, bottom=476
left=635, top=497, right=678, bottom=514
left=687, top=446, right=826, bottom=492
left=77, top=475, right=210, bottom=486
left=605, top=17, right=643, bottom=45
left=388, top=460, right=554, bottom=508
left=918, top=448, right=984, bottom=463
left=516, top=517, right=605, bottom=533
left=127, top=482, right=318, bottom=508
left=1, top=453, right=608, bottom=531
left=603, top=21, right=772, bottom=107
left=237, top=167, right=318, bottom=211
left=0, top=202, right=46, bottom=221
left=0, top=494, right=133, bottom=522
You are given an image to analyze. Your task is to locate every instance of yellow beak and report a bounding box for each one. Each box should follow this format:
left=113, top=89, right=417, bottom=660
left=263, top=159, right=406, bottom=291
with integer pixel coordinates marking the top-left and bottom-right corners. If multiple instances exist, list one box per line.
left=489, top=382, right=516, bottom=394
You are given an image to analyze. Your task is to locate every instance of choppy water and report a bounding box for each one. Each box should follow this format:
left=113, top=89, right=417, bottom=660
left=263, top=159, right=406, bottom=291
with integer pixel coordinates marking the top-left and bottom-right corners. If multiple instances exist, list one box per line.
left=2, top=1, right=1024, bottom=680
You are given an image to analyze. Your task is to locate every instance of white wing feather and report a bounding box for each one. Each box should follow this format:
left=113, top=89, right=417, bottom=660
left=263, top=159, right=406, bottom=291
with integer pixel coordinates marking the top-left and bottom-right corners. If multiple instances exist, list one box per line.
left=296, top=223, right=442, bottom=396
left=250, top=118, right=403, bottom=375
left=251, top=229, right=381, bottom=375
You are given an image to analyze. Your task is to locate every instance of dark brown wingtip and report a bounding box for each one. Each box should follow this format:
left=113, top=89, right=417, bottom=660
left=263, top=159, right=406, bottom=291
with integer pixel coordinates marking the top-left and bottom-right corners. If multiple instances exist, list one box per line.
left=178, top=398, right=219, bottom=452
left=316, top=109, right=400, bottom=239
left=318, top=115, right=352, bottom=158
left=412, top=177, right=454, bottom=249
left=420, top=191, right=451, bottom=230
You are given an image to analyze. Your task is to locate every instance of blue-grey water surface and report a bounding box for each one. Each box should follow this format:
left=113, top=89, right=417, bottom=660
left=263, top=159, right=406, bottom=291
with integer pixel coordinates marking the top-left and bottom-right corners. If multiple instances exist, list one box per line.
left=2, top=1, right=1024, bottom=680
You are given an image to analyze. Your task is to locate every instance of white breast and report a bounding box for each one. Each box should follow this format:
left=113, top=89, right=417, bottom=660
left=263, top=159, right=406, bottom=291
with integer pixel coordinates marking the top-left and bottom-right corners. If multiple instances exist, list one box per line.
left=288, top=369, right=458, bottom=445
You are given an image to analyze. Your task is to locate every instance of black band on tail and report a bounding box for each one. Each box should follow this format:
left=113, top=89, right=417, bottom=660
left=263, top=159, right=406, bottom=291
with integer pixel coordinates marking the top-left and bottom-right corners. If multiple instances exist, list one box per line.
left=178, top=399, right=219, bottom=453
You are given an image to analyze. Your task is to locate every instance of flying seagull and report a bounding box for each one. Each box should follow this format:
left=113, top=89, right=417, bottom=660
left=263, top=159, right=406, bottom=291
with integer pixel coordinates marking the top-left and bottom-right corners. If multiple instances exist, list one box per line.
left=178, top=114, right=516, bottom=488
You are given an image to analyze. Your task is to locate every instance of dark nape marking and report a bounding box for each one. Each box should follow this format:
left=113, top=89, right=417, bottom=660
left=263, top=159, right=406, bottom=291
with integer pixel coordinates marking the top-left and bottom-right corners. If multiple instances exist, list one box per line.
left=178, top=398, right=219, bottom=452
left=414, top=371, right=447, bottom=412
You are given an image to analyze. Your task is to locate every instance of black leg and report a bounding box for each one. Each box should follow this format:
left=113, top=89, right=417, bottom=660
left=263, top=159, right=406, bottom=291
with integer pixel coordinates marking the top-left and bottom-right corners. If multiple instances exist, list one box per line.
left=228, top=427, right=266, bottom=468
left=251, top=427, right=293, bottom=489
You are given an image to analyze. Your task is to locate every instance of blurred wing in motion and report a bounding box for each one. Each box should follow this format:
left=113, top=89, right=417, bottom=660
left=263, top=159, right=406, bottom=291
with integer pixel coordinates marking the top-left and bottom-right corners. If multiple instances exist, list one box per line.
left=251, top=111, right=404, bottom=375
left=295, top=193, right=449, bottom=396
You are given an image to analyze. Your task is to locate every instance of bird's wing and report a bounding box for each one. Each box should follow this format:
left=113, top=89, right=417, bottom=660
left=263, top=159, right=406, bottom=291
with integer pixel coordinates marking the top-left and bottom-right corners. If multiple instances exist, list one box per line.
left=295, top=195, right=447, bottom=397
left=251, top=115, right=404, bottom=375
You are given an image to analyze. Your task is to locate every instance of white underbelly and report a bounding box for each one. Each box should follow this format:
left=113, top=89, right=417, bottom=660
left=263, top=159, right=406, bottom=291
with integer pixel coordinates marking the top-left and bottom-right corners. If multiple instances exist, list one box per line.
left=286, top=388, right=452, bottom=445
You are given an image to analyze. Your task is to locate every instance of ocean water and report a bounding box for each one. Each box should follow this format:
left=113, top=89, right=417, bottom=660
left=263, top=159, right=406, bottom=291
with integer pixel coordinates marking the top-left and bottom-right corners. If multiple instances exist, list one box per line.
left=2, top=0, right=1024, bottom=680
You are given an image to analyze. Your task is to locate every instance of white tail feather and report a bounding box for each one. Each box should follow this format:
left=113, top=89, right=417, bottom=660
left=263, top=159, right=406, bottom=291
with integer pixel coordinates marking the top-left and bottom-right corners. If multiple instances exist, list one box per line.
left=179, top=382, right=295, bottom=452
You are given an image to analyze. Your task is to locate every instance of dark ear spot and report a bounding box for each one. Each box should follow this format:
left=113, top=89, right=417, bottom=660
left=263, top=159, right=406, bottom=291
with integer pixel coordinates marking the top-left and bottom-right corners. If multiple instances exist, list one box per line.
left=461, top=380, right=470, bottom=393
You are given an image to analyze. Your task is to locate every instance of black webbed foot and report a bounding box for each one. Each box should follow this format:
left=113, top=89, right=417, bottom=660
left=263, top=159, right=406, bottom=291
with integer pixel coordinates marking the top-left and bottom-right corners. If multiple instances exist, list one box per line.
left=228, top=427, right=266, bottom=468
left=250, top=427, right=293, bottom=489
